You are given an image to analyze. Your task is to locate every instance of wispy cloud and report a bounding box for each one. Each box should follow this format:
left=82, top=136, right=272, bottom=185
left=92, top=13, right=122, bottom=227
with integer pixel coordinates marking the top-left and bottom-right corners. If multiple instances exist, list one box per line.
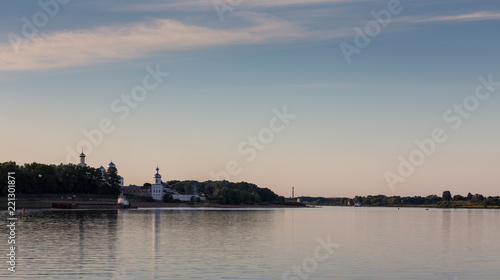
left=5, top=3, right=493, bottom=71
left=398, top=11, right=500, bottom=24
left=122, top=0, right=361, bottom=12
left=0, top=14, right=343, bottom=71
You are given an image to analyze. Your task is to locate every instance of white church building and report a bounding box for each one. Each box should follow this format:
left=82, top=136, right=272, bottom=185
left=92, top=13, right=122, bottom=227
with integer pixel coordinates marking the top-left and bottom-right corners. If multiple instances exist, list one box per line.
left=151, top=167, right=164, bottom=200
left=151, top=167, right=205, bottom=202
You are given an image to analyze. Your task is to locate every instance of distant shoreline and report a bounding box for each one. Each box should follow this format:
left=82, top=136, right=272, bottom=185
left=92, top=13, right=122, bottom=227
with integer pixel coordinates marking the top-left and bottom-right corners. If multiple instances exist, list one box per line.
left=352, top=205, right=500, bottom=210
left=6, top=201, right=499, bottom=210
left=3, top=196, right=499, bottom=210
left=131, top=201, right=304, bottom=209
left=299, top=204, right=500, bottom=210
left=1, top=198, right=305, bottom=210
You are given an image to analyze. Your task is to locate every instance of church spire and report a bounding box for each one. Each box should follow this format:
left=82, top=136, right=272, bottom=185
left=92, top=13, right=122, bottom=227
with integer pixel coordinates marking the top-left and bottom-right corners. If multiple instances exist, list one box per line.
left=154, top=166, right=162, bottom=185
left=78, top=150, right=87, bottom=167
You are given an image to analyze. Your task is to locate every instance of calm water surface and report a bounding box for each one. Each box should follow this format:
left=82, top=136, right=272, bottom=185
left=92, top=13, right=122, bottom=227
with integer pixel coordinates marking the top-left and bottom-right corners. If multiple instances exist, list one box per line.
left=2, top=207, right=499, bottom=279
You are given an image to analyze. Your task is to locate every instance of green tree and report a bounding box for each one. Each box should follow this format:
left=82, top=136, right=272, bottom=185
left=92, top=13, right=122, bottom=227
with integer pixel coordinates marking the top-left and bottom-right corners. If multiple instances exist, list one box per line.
left=467, top=192, right=473, bottom=201
left=483, top=196, right=500, bottom=207
left=101, top=167, right=121, bottom=194
left=442, top=191, right=452, bottom=202
left=387, top=196, right=401, bottom=206
left=216, top=195, right=226, bottom=205
left=162, top=193, right=173, bottom=203
left=425, top=195, right=441, bottom=204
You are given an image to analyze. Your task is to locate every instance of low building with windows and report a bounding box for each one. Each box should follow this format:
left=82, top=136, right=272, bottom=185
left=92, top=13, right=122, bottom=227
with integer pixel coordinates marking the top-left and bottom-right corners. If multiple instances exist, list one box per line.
left=121, top=185, right=151, bottom=197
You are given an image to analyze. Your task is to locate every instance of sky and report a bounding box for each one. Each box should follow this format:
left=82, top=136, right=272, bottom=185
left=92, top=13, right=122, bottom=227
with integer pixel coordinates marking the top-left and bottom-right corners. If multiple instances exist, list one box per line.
left=0, top=0, right=499, bottom=198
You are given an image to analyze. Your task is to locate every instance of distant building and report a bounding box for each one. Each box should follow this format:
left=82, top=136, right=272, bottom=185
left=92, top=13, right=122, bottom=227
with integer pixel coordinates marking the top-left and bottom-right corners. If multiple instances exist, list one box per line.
left=107, top=161, right=124, bottom=187
left=150, top=167, right=205, bottom=202
left=151, top=167, right=164, bottom=201
left=76, top=153, right=124, bottom=187
left=78, top=151, right=87, bottom=167
left=166, top=188, right=206, bottom=202
left=472, top=193, right=484, bottom=202
left=121, top=185, right=151, bottom=197
left=285, top=197, right=302, bottom=203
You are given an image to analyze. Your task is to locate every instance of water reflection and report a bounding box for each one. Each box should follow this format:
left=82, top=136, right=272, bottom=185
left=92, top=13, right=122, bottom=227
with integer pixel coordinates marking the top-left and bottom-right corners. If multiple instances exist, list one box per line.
left=441, top=210, right=452, bottom=252
left=5, top=208, right=500, bottom=280
left=152, top=209, right=161, bottom=279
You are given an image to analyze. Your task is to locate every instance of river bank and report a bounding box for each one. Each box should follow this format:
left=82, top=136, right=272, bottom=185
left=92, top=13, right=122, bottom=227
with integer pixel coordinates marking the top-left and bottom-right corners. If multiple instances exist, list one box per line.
left=0, top=197, right=305, bottom=209
left=131, top=201, right=304, bottom=208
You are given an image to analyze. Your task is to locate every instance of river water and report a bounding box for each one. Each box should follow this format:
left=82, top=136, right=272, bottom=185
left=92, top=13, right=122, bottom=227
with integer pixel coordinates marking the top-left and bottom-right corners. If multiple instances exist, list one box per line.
left=2, top=207, right=499, bottom=279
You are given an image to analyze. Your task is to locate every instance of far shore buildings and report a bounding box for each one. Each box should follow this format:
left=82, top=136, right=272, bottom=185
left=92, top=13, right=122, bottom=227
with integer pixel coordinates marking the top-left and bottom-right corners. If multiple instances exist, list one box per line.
left=78, top=152, right=124, bottom=187
left=76, top=153, right=204, bottom=202
left=122, top=167, right=205, bottom=202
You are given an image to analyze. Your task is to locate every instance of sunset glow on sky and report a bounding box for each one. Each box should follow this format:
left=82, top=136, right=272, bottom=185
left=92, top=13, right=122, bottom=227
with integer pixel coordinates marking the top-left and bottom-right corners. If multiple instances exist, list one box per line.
left=1, top=0, right=499, bottom=197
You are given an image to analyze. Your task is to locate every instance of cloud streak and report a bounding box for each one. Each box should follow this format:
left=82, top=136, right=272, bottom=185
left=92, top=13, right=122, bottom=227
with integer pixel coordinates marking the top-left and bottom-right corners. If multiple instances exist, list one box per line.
left=122, top=0, right=362, bottom=12
left=3, top=3, right=495, bottom=72
left=398, top=11, right=500, bottom=24
left=0, top=15, right=337, bottom=71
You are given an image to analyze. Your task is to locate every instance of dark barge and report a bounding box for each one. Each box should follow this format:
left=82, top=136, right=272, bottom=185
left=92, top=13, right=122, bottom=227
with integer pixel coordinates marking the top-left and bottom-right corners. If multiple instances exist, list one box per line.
left=51, top=201, right=126, bottom=209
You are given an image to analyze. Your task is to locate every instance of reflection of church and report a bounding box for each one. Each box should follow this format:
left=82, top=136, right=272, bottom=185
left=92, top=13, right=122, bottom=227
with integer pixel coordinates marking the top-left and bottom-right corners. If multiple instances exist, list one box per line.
left=78, top=152, right=124, bottom=187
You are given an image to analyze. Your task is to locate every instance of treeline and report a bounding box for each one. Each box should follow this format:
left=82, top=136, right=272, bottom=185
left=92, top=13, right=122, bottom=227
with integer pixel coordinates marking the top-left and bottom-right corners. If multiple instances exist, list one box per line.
left=0, top=162, right=121, bottom=196
left=301, top=191, right=500, bottom=208
left=165, top=180, right=288, bottom=205
left=0, top=161, right=291, bottom=206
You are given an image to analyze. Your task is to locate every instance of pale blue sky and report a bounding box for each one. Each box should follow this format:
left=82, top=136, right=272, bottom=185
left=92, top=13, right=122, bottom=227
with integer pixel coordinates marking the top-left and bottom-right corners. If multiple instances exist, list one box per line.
left=1, top=0, right=499, bottom=197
